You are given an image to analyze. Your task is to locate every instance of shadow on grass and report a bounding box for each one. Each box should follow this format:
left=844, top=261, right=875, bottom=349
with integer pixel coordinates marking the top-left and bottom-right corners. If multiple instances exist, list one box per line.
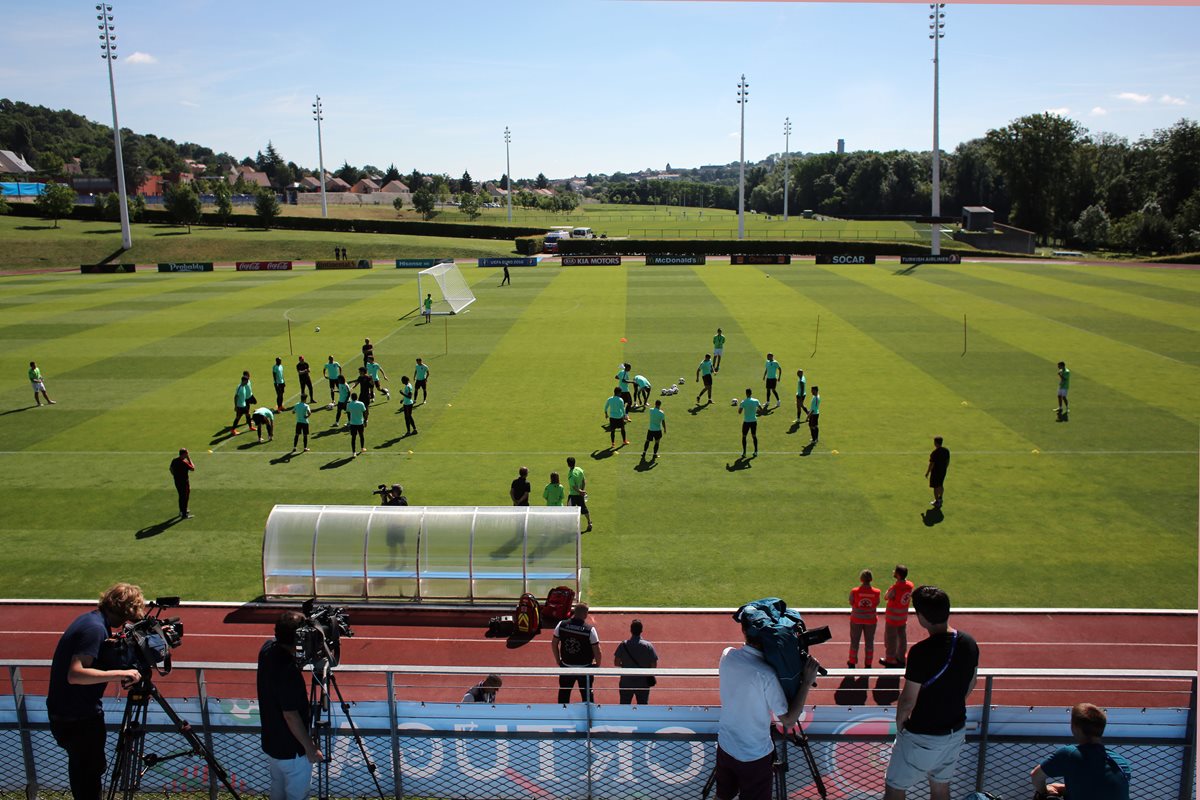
left=15, top=225, right=56, bottom=231
left=799, top=442, right=816, bottom=457
left=313, top=426, right=343, bottom=439
left=209, top=429, right=238, bottom=446
left=320, top=455, right=356, bottom=470
left=1056, top=409, right=1069, bottom=423
left=921, top=507, right=945, bottom=527
left=786, top=420, right=803, bottom=435
left=82, top=229, right=124, bottom=236
left=270, top=451, right=296, bottom=465
left=375, top=432, right=416, bottom=450
left=872, top=674, right=902, bottom=706
left=833, top=675, right=869, bottom=706
left=0, top=405, right=38, bottom=416
left=687, top=401, right=712, bottom=416
left=894, top=264, right=921, bottom=275
left=590, top=448, right=617, bottom=460
left=237, top=439, right=268, bottom=450
left=633, top=457, right=657, bottom=472
left=135, top=516, right=184, bottom=540
left=152, top=230, right=192, bottom=237
left=725, top=456, right=753, bottom=472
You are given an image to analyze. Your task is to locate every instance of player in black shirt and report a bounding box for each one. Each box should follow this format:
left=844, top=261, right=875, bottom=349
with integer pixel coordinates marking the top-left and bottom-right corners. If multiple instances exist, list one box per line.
left=510, top=466, right=531, bottom=506
left=925, top=436, right=951, bottom=508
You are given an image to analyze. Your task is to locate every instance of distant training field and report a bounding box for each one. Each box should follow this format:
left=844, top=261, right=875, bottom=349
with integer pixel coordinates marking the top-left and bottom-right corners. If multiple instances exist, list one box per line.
left=0, top=259, right=1196, bottom=607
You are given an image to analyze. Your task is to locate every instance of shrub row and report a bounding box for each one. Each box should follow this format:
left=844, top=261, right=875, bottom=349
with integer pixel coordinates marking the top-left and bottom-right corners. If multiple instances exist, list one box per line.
left=514, top=236, right=544, bottom=256
left=555, top=238, right=1007, bottom=258
left=5, top=201, right=546, bottom=241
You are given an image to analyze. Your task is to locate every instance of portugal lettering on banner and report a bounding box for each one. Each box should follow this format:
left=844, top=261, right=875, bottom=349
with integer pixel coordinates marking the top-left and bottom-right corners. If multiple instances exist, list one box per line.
left=157, top=262, right=213, bottom=272
left=645, top=255, right=706, bottom=265
left=80, top=263, right=136, bottom=274
left=815, top=254, right=876, bottom=265
left=900, top=254, right=962, bottom=264
left=315, top=260, right=373, bottom=270
left=731, top=254, right=790, bottom=265
left=236, top=261, right=293, bottom=271
left=561, top=256, right=622, bottom=266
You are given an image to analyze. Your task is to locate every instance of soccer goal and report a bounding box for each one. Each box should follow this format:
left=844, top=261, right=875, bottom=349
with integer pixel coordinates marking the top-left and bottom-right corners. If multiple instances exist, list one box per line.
left=416, top=261, right=475, bottom=316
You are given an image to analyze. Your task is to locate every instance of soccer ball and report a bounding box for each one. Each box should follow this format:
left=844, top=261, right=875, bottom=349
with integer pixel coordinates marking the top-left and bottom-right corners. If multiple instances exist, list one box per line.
left=679, top=377, right=686, bottom=383
left=314, top=326, right=321, bottom=333
left=731, top=398, right=739, bottom=406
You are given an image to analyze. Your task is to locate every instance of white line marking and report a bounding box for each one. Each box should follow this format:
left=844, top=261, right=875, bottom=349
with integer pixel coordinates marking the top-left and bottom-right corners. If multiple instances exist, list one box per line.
left=0, top=449, right=1191, bottom=457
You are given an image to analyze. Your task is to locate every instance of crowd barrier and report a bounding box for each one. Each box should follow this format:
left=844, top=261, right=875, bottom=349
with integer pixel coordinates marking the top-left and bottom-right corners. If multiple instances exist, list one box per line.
left=1, top=662, right=1193, bottom=800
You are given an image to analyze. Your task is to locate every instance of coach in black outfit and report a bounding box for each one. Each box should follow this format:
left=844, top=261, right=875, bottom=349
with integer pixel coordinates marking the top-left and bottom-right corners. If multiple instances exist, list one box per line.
left=47, top=583, right=147, bottom=800
left=552, top=603, right=602, bottom=703
left=257, top=611, right=323, bottom=800
left=169, top=448, right=195, bottom=519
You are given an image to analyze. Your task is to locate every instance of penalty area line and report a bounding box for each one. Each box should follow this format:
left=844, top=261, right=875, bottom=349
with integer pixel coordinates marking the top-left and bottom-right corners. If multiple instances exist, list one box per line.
left=0, top=449, right=1191, bottom=458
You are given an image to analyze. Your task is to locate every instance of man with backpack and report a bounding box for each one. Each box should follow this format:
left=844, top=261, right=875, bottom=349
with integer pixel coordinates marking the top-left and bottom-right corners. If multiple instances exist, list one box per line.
left=551, top=603, right=601, bottom=704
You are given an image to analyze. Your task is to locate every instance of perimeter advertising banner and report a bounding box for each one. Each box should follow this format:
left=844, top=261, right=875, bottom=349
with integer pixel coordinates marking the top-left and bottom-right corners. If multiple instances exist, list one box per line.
left=815, top=254, right=876, bottom=265
left=478, top=257, right=539, bottom=267
left=561, top=256, right=622, bottom=266
left=396, top=258, right=453, bottom=269
left=900, top=254, right=962, bottom=264
left=731, top=254, right=791, bottom=265
left=645, top=255, right=707, bottom=265
left=236, top=261, right=293, bottom=271
left=157, top=262, right=213, bottom=272
left=316, top=260, right=373, bottom=270
left=80, top=263, right=136, bottom=274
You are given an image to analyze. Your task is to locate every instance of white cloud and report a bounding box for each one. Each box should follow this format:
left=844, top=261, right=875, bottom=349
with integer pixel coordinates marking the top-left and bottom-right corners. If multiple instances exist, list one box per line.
left=1090, top=107, right=1108, bottom=116
left=179, top=100, right=200, bottom=108
left=1160, top=94, right=1187, bottom=106
left=1046, top=107, right=1071, bottom=117
left=1116, top=91, right=1150, bottom=104
left=125, top=52, right=157, bottom=65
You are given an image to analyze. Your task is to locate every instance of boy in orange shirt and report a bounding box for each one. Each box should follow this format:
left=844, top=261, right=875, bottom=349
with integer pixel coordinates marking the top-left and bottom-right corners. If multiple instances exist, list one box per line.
left=848, top=569, right=881, bottom=668
left=881, top=564, right=915, bottom=667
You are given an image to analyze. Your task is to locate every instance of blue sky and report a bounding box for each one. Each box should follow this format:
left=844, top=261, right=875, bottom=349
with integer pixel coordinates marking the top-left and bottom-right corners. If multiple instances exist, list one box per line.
left=6, top=1, right=1198, bottom=180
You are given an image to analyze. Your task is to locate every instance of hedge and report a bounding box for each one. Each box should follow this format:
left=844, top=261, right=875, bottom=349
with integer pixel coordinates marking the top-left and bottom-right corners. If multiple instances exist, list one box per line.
left=4, top=201, right=546, bottom=241
left=555, top=238, right=1016, bottom=258
left=514, top=235, right=544, bottom=256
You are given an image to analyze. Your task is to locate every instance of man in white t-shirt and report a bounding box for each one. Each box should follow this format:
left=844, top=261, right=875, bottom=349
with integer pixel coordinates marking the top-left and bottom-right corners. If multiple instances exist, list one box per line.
left=715, top=616, right=820, bottom=800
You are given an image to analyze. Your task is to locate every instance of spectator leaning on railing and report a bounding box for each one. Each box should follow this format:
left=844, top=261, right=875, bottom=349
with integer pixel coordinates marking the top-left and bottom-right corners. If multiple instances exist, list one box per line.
left=1031, top=702, right=1131, bottom=800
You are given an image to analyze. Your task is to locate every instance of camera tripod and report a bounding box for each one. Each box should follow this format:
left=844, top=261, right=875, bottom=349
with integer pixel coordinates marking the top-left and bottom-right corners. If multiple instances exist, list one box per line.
left=107, top=677, right=241, bottom=800
left=309, top=659, right=385, bottom=800
left=701, top=725, right=826, bottom=800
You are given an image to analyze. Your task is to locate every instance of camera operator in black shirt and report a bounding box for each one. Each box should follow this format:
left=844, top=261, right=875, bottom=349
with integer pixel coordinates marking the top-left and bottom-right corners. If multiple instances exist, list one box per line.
left=46, top=583, right=147, bottom=800
left=374, top=483, right=407, bottom=506
left=257, top=611, right=323, bottom=800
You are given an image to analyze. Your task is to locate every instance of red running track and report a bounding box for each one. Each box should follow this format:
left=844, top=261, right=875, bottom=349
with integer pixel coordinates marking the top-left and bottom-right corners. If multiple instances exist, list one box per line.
left=0, top=603, right=1193, bottom=709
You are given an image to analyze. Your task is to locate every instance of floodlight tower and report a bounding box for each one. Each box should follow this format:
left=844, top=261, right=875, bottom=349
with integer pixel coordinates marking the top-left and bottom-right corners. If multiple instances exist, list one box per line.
left=930, top=3, right=946, bottom=255
left=504, top=126, right=513, bottom=223
left=783, top=117, right=792, bottom=222
left=96, top=4, right=132, bottom=250
left=312, top=95, right=328, bottom=218
left=737, top=75, right=749, bottom=240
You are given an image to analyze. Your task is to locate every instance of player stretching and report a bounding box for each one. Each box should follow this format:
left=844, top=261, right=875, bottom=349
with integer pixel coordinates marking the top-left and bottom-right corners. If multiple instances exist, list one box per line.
left=642, top=400, right=666, bottom=461
left=712, top=328, right=726, bottom=372
left=615, top=363, right=633, bottom=416
left=737, top=388, right=761, bottom=457
left=695, top=354, right=715, bottom=406
left=762, top=353, right=782, bottom=408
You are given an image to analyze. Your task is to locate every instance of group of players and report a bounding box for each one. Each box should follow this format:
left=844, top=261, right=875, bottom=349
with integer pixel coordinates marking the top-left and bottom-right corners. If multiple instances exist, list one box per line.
left=602, top=328, right=823, bottom=460
left=228, top=338, right=431, bottom=457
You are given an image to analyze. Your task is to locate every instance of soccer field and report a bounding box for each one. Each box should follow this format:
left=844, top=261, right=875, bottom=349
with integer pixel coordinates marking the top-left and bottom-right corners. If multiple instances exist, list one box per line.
left=0, top=260, right=1196, bottom=607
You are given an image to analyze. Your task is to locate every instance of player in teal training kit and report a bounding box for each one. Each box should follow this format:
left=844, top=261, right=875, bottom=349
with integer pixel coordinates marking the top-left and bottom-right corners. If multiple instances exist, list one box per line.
left=762, top=353, right=783, bottom=408
left=292, top=400, right=311, bottom=451
left=366, top=357, right=390, bottom=399
left=738, top=388, right=761, bottom=457
left=712, top=328, right=726, bottom=372
left=642, top=400, right=667, bottom=460
left=695, top=355, right=715, bottom=405
left=413, top=358, right=430, bottom=403
left=605, top=388, right=628, bottom=447
left=795, top=369, right=808, bottom=422
left=400, top=376, right=417, bottom=435
left=1056, top=361, right=1070, bottom=416
left=347, top=394, right=367, bottom=455
left=271, top=357, right=286, bottom=411
left=333, top=377, right=350, bottom=426
left=323, top=356, right=341, bottom=406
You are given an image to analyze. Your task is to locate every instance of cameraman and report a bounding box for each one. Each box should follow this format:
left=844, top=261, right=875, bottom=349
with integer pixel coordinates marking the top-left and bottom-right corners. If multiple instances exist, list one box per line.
left=46, top=583, right=146, bottom=800
left=377, top=484, right=407, bottom=506
left=257, top=611, right=323, bottom=800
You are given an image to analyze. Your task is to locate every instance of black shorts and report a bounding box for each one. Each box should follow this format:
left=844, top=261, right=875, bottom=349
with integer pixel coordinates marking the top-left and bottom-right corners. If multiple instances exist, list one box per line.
left=742, top=421, right=758, bottom=434
left=415, top=379, right=427, bottom=390
left=252, top=413, right=270, bottom=426
left=702, top=374, right=712, bottom=387
left=766, top=378, right=778, bottom=390
left=373, top=379, right=382, bottom=389
left=929, top=470, right=946, bottom=489
left=295, top=423, right=309, bottom=434
left=235, top=403, right=248, bottom=415
left=328, top=378, right=339, bottom=390
left=646, top=430, right=662, bottom=441
left=349, top=423, right=364, bottom=435
left=569, top=494, right=589, bottom=513
left=337, top=401, right=347, bottom=411
left=608, top=417, right=625, bottom=429
left=621, top=391, right=633, bottom=406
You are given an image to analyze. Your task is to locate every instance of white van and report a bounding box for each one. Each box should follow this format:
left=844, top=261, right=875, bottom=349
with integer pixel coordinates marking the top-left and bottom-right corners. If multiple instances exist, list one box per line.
left=571, top=227, right=595, bottom=239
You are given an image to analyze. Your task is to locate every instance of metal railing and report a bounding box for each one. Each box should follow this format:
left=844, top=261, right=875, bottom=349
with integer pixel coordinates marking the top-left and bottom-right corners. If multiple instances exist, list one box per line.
left=2, top=661, right=1193, bottom=800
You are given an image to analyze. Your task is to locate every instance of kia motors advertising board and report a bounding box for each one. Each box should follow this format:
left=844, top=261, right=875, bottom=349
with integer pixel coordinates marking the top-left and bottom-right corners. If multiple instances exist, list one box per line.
left=561, top=256, right=622, bottom=266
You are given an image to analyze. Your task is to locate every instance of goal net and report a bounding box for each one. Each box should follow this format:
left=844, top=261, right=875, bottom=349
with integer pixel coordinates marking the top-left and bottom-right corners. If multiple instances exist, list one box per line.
left=416, top=262, right=475, bottom=316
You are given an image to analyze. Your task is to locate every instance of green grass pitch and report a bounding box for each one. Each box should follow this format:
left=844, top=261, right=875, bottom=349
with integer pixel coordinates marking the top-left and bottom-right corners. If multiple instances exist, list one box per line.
left=0, top=259, right=1196, bottom=607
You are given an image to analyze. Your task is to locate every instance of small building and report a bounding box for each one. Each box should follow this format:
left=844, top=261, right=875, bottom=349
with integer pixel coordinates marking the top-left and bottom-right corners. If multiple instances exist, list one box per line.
left=350, top=178, right=380, bottom=194
left=0, top=150, right=34, bottom=175
left=325, top=177, right=351, bottom=193
left=299, top=175, right=323, bottom=192
left=962, top=206, right=995, bottom=232
left=135, top=174, right=165, bottom=196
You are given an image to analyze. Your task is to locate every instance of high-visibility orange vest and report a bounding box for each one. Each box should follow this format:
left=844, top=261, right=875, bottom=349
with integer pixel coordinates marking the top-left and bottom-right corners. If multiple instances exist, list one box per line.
left=850, top=585, right=880, bottom=624
left=884, top=580, right=915, bottom=626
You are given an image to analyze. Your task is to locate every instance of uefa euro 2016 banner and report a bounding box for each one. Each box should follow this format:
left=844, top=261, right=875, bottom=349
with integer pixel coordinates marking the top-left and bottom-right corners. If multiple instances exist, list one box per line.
left=478, top=257, right=539, bottom=267
left=236, top=261, right=293, bottom=271
left=561, top=256, right=621, bottom=266
left=731, top=255, right=791, bottom=265
left=900, top=254, right=962, bottom=264
left=80, top=263, right=136, bottom=274
left=645, top=255, right=707, bottom=265
left=158, top=262, right=213, bottom=272
left=815, top=254, right=877, bottom=265
left=316, top=260, right=373, bottom=270
left=396, top=258, right=454, bottom=269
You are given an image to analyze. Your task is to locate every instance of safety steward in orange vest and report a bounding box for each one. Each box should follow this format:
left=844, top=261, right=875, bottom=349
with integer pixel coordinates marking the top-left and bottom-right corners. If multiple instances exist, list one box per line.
left=881, top=564, right=915, bottom=667
left=847, top=569, right=881, bottom=668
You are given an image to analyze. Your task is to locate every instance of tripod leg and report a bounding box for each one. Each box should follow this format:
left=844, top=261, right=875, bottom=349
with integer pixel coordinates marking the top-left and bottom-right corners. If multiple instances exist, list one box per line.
left=327, top=674, right=386, bottom=799
left=108, top=688, right=150, bottom=800
left=792, top=729, right=827, bottom=800
left=147, top=684, right=242, bottom=800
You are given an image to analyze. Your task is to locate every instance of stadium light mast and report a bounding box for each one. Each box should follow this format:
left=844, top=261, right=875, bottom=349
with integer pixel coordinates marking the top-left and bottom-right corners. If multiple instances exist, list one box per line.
left=737, top=75, right=749, bottom=240
left=312, top=95, right=328, bottom=219
left=504, top=126, right=513, bottom=223
left=96, top=4, right=132, bottom=250
left=930, top=3, right=945, bottom=255
left=783, top=117, right=792, bottom=222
